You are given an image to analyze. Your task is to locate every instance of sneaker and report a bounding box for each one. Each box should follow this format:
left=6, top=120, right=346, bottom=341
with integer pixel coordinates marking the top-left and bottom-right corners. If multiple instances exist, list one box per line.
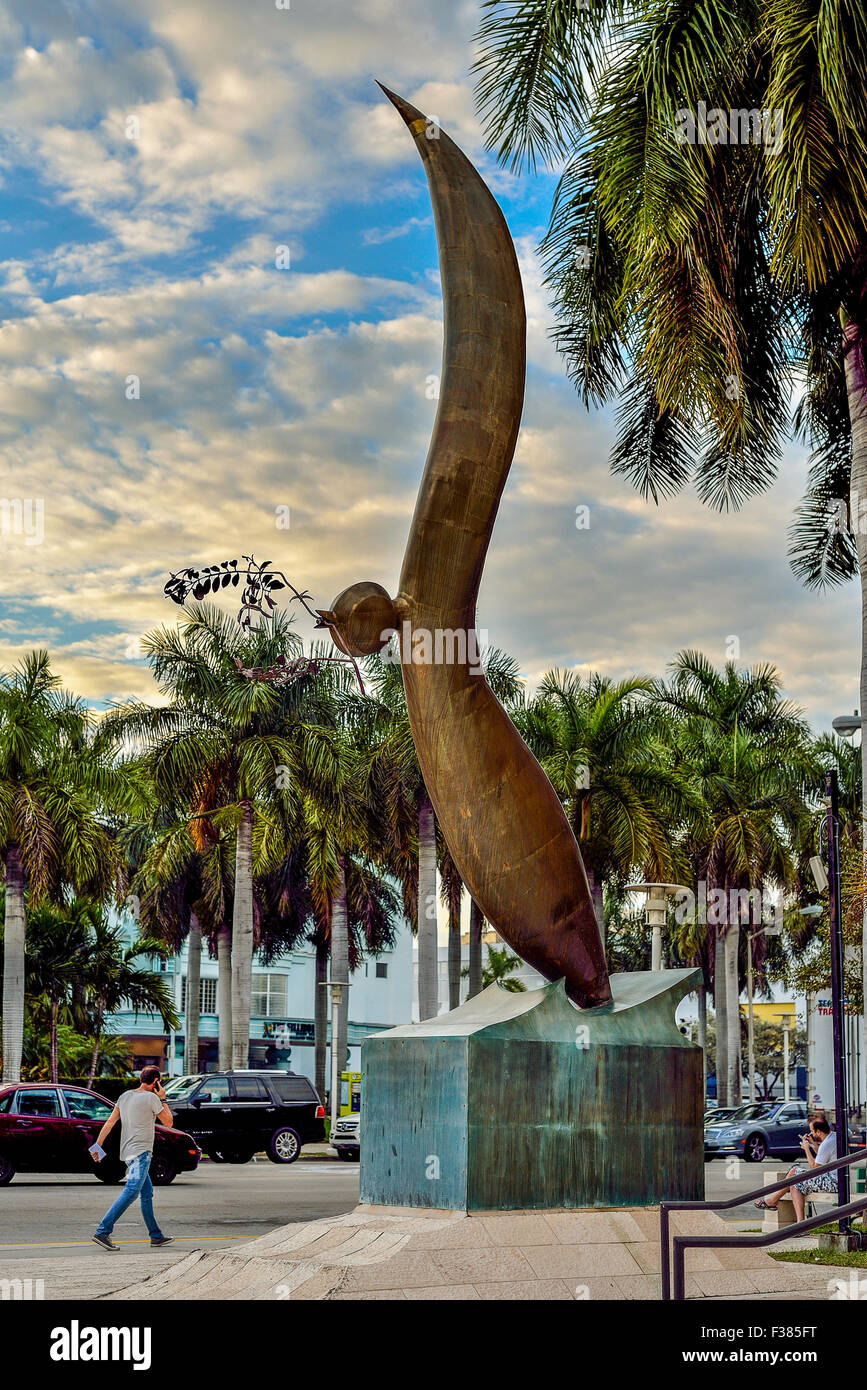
left=150, top=1235, right=174, bottom=1247
left=91, top=1233, right=119, bottom=1252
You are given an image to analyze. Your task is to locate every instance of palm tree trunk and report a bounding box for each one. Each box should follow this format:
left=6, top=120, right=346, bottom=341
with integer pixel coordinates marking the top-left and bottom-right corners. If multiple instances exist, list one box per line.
left=87, top=1004, right=104, bottom=1088
left=725, top=919, right=741, bottom=1109
left=417, top=792, right=438, bottom=1020
left=49, top=998, right=59, bottom=1084
left=331, top=858, right=349, bottom=1099
left=714, top=922, right=728, bottom=1106
left=186, top=913, right=202, bottom=1074
left=586, top=867, right=605, bottom=946
left=468, top=897, right=484, bottom=998
left=843, top=316, right=867, bottom=1064
left=231, top=798, right=255, bottom=1070
left=447, top=880, right=462, bottom=1010
left=314, top=931, right=328, bottom=1101
left=216, top=923, right=233, bottom=1071
left=2, top=845, right=26, bottom=1084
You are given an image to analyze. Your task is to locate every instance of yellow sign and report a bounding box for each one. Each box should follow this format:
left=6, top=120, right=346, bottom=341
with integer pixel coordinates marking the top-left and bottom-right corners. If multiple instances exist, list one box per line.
left=340, top=1071, right=361, bottom=1116
left=740, top=1001, right=796, bottom=1021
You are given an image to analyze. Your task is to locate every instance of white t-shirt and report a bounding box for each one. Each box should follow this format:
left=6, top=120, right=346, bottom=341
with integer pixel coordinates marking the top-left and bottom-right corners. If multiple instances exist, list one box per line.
left=815, top=1132, right=838, bottom=1166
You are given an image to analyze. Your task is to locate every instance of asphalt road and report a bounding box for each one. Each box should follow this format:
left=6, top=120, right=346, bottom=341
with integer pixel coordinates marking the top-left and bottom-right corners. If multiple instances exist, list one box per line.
left=704, top=1155, right=793, bottom=1222
left=0, top=1155, right=778, bottom=1265
left=0, top=1157, right=361, bottom=1263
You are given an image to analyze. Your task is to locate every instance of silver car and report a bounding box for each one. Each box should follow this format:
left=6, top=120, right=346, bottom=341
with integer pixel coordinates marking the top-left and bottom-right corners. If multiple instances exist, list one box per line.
left=704, top=1100, right=809, bottom=1163
left=331, top=1113, right=360, bottom=1161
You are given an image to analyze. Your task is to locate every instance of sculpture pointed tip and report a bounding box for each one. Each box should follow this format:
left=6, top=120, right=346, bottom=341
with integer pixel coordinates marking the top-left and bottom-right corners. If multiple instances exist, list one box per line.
left=374, top=80, right=425, bottom=131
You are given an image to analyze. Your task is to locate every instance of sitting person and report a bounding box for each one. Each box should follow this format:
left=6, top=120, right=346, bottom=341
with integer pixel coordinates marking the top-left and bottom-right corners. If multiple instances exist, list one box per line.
left=755, top=1116, right=838, bottom=1221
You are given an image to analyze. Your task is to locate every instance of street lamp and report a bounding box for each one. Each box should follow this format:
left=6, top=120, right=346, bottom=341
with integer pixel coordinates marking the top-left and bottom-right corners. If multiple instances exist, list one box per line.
left=319, top=980, right=348, bottom=1132
left=773, top=1011, right=793, bottom=1102
left=831, top=710, right=862, bottom=738
left=805, top=770, right=852, bottom=1234
left=830, top=709, right=866, bottom=1140
left=630, top=882, right=690, bottom=972
left=745, top=923, right=782, bottom=1102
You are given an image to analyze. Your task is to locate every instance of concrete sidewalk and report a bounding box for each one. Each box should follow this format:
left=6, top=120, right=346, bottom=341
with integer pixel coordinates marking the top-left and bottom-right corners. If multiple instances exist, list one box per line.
left=98, top=1205, right=838, bottom=1302
left=0, top=1251, right=188, bottom=1300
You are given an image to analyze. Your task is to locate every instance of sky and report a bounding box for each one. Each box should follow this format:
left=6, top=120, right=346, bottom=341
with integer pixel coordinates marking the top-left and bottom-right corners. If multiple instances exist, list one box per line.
left=0, top=0, right=860, bottom=735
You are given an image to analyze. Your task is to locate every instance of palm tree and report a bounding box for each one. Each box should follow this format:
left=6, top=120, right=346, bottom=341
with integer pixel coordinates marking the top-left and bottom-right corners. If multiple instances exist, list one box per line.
left=0, top=652, right=121, bottom=1082
left=467, top=898, right=486, bottom=999
left=104, top=604, right=324, bottom=1070
left=79, top=910, right=178, bottom=1088
left=814, top=732, right=862, bottom=846
left=360, top=656, right=438, bottom=1020
left=363, top=646, right=524, bottom=1019
left=25, top=902, right=91, bottom=1083
left=481, top=945, right=526, bottom=993
left=519, top=671, right=698, bottom=937
left=659, top=651, right=812, bottom=1104
left=298, top=718, right=398, bottom=1094
left=473, top=0, right=867, bottom=1044
left=440, top=845, right=463, bottom=1010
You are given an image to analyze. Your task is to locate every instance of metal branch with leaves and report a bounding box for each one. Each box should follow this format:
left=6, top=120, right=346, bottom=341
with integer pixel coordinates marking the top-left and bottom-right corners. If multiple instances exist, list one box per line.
left=163, top=554, right=365, bottom=691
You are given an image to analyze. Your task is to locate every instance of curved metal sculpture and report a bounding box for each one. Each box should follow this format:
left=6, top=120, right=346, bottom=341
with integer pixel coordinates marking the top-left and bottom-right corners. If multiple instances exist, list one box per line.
left=317, top=86, right=611, bottom=1009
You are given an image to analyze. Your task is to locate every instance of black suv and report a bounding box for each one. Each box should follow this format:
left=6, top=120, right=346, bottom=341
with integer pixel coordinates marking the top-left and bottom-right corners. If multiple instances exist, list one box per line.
left=164, top=1070, right=326, bottom=1165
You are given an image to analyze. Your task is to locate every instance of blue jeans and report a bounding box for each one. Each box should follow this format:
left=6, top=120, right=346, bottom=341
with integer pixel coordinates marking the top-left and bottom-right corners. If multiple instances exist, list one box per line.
left=96, top=1152, right=164, bottom=1240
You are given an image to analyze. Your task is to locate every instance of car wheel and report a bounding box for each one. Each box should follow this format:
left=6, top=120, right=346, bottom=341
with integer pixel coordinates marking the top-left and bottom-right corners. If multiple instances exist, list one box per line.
left=704, top=1155, right=714, bottom=1163
left=268, top=1127, right=301, bottom=1164
left=338, top=1149, right=358, bottom=1162
left=207, top=1151, right=227, bottom=1163
left=94, top=1162, right=124, bottom=1184
left=0, top=1151, right=14, bottom=1185
left=149, top=1157, right=178, bottom=1186
left=226, top=1150, right=253, bottom=1164
left=745, top=1133, right=767, bottom=1163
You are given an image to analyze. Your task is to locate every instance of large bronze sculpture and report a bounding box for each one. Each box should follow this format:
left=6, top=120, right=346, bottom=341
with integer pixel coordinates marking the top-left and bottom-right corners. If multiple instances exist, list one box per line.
left=317, top=86, right=611, bottom=1010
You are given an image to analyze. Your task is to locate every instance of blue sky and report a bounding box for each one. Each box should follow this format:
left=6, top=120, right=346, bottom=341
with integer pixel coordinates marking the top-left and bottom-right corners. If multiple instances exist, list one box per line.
left=0, top=0, right=860, bottom=732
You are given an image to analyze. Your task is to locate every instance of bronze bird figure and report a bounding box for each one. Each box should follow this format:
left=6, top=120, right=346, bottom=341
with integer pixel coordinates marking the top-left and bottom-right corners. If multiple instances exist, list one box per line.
left=317, top=86, right=611, bottom=1010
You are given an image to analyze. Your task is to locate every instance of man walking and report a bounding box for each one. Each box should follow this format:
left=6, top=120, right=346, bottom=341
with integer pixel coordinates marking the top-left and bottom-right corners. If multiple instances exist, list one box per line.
left=90, top=1065, right=175, bottom=1251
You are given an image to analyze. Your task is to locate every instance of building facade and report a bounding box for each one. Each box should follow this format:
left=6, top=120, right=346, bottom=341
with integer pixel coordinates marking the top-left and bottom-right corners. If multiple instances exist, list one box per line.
left=108, top=909, right=414, bottom=1088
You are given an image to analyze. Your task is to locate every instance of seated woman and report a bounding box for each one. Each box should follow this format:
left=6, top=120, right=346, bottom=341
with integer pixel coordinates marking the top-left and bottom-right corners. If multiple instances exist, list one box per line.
left=755, top=1117, right=838, bottom=1222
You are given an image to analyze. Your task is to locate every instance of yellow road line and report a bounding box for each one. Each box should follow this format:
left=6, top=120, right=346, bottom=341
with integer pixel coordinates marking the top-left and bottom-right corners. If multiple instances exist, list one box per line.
left=0, top=1234, right=256, bottom=1250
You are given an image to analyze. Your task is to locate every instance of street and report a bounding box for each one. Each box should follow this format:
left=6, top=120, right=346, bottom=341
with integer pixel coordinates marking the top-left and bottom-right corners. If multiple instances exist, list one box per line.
left=0, top=1158, right=360, bottom=1263
left=0, top=1156, right=774, bottom=1266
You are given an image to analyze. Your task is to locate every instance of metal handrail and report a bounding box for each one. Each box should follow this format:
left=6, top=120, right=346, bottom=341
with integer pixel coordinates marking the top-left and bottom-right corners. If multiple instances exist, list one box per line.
left=660, top=1145, right=867, bottom=1301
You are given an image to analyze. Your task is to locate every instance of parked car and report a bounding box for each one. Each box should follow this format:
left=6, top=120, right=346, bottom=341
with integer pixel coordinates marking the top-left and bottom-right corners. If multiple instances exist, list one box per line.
left=164, top=1070, right=326, bottom=1164
left=0, top=1083, right=201, bottom=1186
left=330, top=1113, right=360, bottom=1160
left=703, top=1106, right=738, bottom=1125
left=704, top=1100, right=812, bottom=1162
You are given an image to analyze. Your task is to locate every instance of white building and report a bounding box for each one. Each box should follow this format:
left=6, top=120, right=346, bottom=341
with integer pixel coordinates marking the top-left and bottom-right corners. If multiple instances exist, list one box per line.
left=111, top=911, right=414, bottom=1086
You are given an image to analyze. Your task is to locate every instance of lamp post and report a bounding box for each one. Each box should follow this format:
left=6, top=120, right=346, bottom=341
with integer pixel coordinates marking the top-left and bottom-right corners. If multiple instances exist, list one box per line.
left=772, top=1011, right=792, bottom=1102
left=320, top=980, right=346, bottom=1132
left=745, top=923, right=782, bottom=1102
left=631, top=881, right=706, bottom=1097
left=831, top=709, right=865, bottom=1130
left=825, top=770, right=851, bottom=1229
left=630, top=882, right=690, bottom=973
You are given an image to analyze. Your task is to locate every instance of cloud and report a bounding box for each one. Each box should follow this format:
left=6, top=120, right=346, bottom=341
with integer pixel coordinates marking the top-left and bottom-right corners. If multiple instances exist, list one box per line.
left=0, top=0, right=856, bottom=737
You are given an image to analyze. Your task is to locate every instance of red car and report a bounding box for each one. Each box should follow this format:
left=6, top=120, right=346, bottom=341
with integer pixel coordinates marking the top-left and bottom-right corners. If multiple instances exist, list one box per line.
left=0, top=1083, right=201, bottom=1186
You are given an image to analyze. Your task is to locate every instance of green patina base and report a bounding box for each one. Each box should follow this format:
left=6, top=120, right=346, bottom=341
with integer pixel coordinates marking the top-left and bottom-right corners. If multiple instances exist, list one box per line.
left=360, top=969, right=703, bottom=1211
